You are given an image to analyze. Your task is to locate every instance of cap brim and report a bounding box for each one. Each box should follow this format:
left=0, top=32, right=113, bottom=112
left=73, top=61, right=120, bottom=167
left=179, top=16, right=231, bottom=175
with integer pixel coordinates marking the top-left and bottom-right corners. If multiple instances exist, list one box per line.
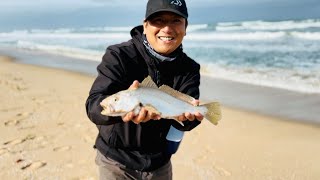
left=145, top=9, right=188, bottom=20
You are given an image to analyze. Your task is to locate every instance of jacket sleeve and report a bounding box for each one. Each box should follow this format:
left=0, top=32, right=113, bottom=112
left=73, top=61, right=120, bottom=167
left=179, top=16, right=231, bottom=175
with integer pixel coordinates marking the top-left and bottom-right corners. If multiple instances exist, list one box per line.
left=172, top=62, right=202, bottom=131
left=85, top=48, right=130, bottom=125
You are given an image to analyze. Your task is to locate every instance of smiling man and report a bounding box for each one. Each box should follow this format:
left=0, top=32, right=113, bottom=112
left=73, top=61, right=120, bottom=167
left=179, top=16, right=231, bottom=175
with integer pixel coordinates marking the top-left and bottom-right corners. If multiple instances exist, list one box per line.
left=86, top=0, right=203, bottom=179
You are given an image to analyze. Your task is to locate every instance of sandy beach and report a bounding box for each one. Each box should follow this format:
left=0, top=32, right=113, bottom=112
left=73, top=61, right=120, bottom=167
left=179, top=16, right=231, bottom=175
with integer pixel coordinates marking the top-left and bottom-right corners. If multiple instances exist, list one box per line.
left=1, top=55, right=320, bottom=180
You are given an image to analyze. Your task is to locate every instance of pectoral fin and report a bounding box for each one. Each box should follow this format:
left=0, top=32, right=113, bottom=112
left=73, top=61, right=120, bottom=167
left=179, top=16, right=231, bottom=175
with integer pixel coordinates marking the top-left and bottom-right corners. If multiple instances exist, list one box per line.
left=144, top=104, right=161, bottom=116
left=144, top=104, right=184, bottom=126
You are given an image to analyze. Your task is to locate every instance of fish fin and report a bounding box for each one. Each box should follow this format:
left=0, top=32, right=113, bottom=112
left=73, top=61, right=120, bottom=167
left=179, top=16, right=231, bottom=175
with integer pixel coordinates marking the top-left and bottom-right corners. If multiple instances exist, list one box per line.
left=144, top=104, right=161, bottom=115
left=203, top=102, right=221, bottom=125
left=140, top=76, right=158, bottom=89
left=159, top=85, right=195, bottom=104
left=144, top=104, right=184, bottom=126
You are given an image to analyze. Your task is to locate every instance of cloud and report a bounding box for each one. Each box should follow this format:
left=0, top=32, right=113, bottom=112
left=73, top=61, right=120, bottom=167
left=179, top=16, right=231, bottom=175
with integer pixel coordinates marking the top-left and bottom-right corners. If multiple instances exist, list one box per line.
left=0, top=0, right=98, bottom=9
left=1, top=0, right=318, bottom=26
left=2, top=0, right=318, bottom=9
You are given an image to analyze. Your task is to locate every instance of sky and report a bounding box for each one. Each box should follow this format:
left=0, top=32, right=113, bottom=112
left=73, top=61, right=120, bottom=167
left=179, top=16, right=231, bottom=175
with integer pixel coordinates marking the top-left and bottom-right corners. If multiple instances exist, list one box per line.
left=0, top=0, right=320, bottom=30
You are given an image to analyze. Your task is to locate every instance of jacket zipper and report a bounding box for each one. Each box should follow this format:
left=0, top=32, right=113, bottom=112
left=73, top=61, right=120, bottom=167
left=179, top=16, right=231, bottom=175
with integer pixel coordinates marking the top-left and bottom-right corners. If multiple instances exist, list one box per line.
left=149, top=58, right=161, bottom=86
left=155, top=70, right=161, bottom=86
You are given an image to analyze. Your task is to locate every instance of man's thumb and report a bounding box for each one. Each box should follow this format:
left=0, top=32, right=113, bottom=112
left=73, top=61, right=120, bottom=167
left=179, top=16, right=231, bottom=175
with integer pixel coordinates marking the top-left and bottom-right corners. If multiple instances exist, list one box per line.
left=128, top=80, right=139, bottom=90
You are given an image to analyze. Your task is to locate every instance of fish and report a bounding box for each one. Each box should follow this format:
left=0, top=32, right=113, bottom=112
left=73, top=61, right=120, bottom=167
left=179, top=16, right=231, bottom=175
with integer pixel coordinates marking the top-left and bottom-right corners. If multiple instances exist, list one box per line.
left=100, top=76, right=221, bottom=125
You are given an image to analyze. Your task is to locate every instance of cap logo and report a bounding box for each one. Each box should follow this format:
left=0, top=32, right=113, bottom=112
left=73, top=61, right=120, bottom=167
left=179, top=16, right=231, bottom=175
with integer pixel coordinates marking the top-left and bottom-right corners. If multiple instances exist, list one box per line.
left=171, top=0, right=182, bottom=6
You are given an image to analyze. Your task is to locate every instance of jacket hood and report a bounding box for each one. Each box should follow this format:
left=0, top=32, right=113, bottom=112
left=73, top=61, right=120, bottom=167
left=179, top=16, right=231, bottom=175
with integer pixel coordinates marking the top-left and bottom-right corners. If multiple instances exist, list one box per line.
left=130, top=25, right=149, bottom=59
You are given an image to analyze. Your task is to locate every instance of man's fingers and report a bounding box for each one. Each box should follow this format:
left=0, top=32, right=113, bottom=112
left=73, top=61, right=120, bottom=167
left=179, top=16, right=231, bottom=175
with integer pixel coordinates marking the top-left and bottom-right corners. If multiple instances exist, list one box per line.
left=177, top=111, right=203, bottom=122
left=185, top=112, right=195, bottom=121
left=194, top=112, right=204, bottom=121
left=192, top=99, right=200, bottom=106
left=128, top=80, right=139, bottom=90
left=177, top=114, right=187, bottom=121
left=123, top=107, right=161, bottom=124
left=122, top=112, right=135, bottom=122
left=144, top=111, right=153, bottom=122
left=191, top=100, right=204, bottom=121
left=151, top=113, right=161, bottom=120
left=133, top=107, right=147, bottom=123
left=147, top=112, right=161, bottom=121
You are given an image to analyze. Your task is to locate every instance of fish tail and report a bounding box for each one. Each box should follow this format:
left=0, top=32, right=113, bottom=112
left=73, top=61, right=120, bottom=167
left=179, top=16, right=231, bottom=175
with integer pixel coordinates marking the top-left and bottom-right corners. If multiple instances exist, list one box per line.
left=203, top=102, right=221, bottom=125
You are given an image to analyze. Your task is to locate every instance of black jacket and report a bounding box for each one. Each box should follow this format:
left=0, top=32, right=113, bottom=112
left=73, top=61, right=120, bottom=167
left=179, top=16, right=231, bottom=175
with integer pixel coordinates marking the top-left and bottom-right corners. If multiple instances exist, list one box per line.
left=85, top=25, right=201, bottom=171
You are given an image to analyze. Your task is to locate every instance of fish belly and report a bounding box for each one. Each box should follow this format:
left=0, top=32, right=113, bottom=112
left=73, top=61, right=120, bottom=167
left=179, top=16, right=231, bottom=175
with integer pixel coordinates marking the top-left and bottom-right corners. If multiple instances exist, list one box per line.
left=136, top=88, right=196, bottom=118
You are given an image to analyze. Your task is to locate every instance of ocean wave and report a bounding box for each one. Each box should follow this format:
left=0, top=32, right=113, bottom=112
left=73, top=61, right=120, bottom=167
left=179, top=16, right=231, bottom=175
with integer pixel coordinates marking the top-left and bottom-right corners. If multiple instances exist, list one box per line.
left=0, top=19, right=318, bottom=95
left=1, top=19, right=320, bottom=35
left=16, top=41, right=102, bottom=61
left=201, top=63, right=320, bottom=94
left=70, top=26, right=133, bottom=33
left=2, top=21, right=320, bottom=42
left=185, top=31, right=320, bottom=41
left=9, top=26, right=133, bottom=34
left=215, top=19, right=320, bottom=32
left=0, top=31, right=130, bottom=40
left=185, top=43, right=320, bottom=53
left=185, top=31, right=286, bottom=41
left=291, top=32, right=320, bottom=40
left=187, top=24, right=209, bottom=32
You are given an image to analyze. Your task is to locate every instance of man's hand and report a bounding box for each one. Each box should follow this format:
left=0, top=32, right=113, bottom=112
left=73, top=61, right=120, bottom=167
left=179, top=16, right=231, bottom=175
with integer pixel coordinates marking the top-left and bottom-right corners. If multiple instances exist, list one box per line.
left=122, top=80, right=161, bottom=124
left=128, top=80, right=140, bottom=90
left=131, top=107, right=161, bottom=124
left=177, top=99, right=204, bottom=122
left=123, top=107, right=161, bottom=124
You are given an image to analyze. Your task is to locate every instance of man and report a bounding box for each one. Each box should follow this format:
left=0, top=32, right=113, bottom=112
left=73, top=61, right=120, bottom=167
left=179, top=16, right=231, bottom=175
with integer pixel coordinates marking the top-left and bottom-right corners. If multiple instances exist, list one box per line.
left=86, top=0, right=203, bottom=179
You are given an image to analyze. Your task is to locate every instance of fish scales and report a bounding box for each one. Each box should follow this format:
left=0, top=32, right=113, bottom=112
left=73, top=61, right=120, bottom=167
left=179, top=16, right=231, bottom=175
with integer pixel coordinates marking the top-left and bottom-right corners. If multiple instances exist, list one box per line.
left=100, top=76, right=221, bottom=125
left=133, top=87, right=207, bottom=118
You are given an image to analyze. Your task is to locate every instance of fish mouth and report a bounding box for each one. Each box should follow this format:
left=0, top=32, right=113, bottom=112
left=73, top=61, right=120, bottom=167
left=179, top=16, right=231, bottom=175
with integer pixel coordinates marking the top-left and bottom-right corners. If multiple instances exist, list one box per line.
left=108, top=105, right=115, bottom=113
left=101, top=104, right=115, bottom=114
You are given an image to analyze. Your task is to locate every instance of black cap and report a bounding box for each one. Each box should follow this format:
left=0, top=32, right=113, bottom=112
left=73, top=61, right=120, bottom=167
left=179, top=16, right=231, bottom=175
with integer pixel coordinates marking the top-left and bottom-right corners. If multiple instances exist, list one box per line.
left=145, top=0, right=188, bottom=20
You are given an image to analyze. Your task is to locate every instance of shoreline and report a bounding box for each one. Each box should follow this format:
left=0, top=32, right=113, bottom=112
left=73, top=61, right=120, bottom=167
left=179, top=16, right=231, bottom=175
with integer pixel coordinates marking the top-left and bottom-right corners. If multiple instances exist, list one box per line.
left=1, top=47, right=319, bottom=125
left=200, top=75, right=320, bottom=125
left=1, top=55, right=320, bottom=179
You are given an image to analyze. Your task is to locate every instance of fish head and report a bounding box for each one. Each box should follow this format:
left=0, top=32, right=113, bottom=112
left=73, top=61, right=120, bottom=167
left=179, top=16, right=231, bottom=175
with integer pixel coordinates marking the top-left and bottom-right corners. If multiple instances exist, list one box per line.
left=100, top=90, right=140, bottom=116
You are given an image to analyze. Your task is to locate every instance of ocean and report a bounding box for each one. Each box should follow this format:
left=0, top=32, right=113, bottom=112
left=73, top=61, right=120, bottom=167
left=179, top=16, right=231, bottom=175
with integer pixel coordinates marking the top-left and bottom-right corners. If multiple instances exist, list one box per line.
left=1, top=19, right=320, bottom=94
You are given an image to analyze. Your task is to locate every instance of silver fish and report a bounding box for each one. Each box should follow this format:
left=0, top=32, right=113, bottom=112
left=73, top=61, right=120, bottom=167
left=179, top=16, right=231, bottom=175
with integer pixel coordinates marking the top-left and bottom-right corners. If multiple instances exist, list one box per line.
left=100, top=76, right=221, bottom=125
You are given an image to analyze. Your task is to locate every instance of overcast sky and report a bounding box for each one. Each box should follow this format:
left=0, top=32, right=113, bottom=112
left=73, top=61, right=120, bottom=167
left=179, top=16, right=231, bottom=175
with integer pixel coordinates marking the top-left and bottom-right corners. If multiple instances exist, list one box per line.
left=0, top=0, right=319, bottom=30
left=0, top=0, right=312, bottom=8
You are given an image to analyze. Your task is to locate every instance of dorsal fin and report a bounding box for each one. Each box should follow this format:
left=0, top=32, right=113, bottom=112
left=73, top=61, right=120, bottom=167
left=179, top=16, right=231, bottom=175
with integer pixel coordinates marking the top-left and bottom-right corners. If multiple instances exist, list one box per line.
left=140, top=76, right=158, bottom=89
left=159, top=85, right=195, bottom=104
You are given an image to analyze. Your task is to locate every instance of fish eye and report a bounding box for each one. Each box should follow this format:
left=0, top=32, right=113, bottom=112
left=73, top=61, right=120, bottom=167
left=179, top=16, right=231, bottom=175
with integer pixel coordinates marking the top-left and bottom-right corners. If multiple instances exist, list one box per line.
left=114, top=97, right=119, bottom=102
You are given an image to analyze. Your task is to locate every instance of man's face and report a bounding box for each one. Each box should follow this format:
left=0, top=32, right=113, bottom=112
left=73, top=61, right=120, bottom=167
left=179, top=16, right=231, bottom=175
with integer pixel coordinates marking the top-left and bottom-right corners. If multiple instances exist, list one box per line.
left=143, top=11, right=187, bottom=56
